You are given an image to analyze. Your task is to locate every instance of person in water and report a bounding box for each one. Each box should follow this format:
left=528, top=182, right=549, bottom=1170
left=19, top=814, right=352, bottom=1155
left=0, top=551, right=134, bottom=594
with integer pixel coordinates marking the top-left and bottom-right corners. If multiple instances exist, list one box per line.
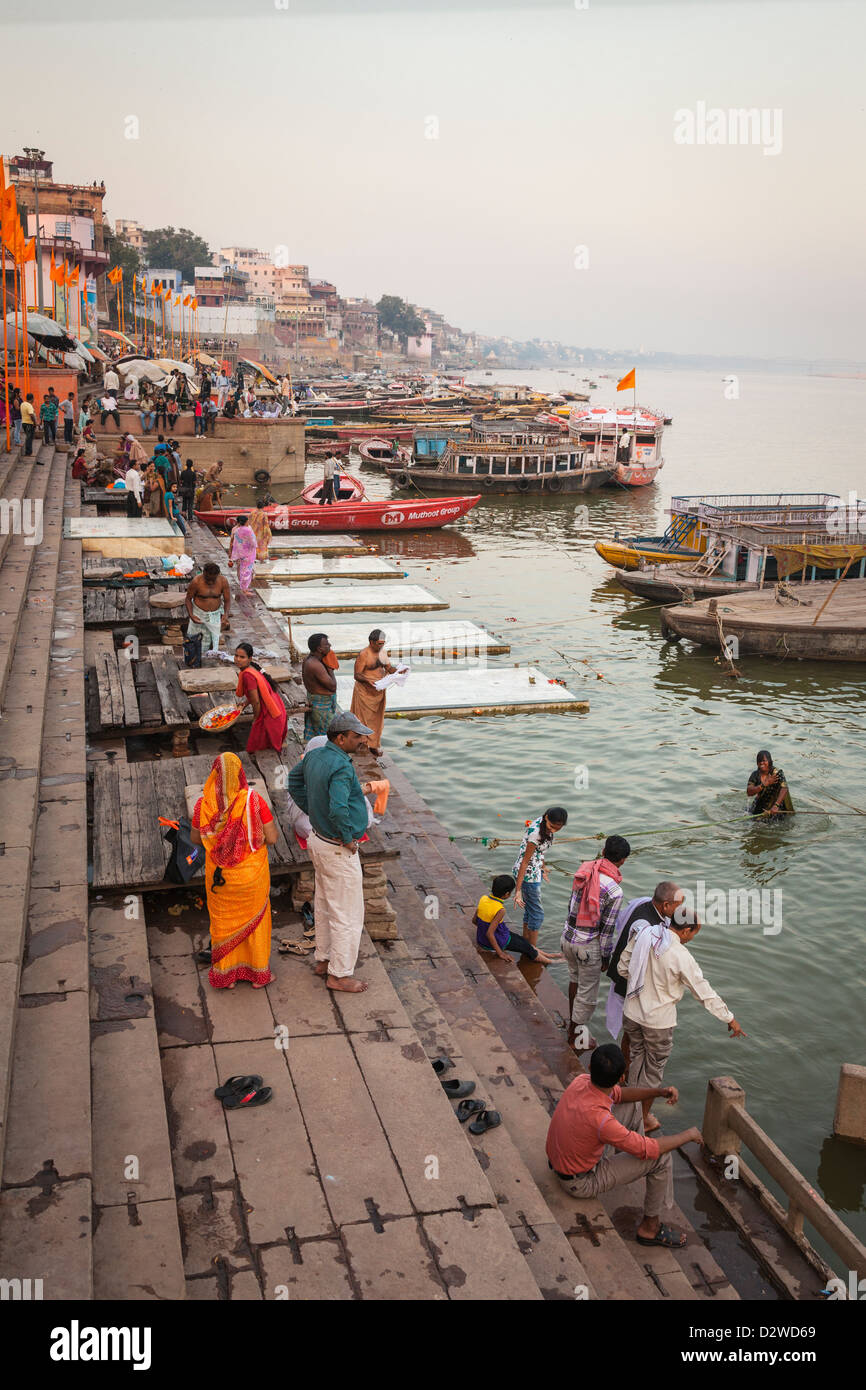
left=747, top=750, right=793, bottom=819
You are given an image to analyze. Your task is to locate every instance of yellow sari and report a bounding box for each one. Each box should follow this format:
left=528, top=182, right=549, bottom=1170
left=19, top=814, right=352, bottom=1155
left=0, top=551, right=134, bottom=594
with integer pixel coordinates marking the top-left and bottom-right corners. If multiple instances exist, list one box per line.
left=247, top=507, right=273, bottom=562
left=193, top=753, right=273, bottom=989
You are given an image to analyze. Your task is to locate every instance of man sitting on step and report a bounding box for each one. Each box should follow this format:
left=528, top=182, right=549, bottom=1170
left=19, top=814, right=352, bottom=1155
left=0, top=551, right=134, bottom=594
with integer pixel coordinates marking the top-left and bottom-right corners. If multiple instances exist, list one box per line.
left=545, top=1042, right=703, bottom=1248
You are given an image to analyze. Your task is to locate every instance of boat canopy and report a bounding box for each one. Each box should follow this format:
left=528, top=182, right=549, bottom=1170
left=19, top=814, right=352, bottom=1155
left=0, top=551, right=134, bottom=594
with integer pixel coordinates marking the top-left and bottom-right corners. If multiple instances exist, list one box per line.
left=569, top=407, right=663, bottom=430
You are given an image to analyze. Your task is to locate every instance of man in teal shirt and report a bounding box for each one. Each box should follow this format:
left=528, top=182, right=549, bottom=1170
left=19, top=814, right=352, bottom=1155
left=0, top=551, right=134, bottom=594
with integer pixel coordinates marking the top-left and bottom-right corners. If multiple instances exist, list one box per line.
left=287, top=712, right=373, bottom=993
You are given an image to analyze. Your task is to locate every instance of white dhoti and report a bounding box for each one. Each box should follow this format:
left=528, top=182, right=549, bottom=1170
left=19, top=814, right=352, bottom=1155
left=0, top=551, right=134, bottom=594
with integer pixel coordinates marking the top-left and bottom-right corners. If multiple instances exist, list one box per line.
left=307, top=830, right=364, bottom=978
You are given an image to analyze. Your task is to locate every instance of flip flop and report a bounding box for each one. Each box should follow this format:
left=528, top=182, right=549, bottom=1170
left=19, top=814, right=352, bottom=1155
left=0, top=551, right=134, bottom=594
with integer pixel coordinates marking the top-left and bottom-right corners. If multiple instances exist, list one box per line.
left=456, top=1098, right=485, bottom=1123
left=636, top=1223, right=686, bottom=1248
left=431, top=1056, right=455, bottom=1075
left=214, top=1074, right=263, bottom=1100
left=300, top=901, right=315, bottom=930
left=278, top=939, right=314, bottom=956
left=302, top=924, right=315, bottom=939
left=440, top=1078, right=476, bottom=1099
left=222, top=1084, right=273, bottom=1110
left=195, top=946, right=212, bottom=964
left=468, top=1109, right=502, bottom=1135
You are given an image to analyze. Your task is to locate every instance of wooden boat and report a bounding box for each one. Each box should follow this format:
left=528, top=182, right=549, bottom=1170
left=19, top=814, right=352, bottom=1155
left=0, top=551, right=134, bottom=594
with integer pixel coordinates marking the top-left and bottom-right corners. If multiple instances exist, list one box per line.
left=614, top=565, right=760, bottom=603
left=357, top=438, right=412, bottom=469
left=194, top=492, right=481, bottom=532
left=396, top=416, right=613, bottom=495
left=568, top=406, right=665, bottom=487
left=595, top=537, right=703, bottom=569
left=660, top=579, right=866, bottom=662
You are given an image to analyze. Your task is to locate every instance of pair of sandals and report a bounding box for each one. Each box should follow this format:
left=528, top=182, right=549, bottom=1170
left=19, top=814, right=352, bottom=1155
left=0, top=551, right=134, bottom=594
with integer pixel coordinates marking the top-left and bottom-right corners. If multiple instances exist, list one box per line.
left=433, top=1055, right=501, bottom=1136
left=214, top=1074, right=272, bottom=1109
left=277, top=902, right=317, bottom=957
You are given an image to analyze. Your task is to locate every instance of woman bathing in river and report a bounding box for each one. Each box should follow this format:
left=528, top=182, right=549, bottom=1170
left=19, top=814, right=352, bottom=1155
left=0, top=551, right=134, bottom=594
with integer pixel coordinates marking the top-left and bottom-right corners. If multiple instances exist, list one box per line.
left=747, top=750, right=794, bottom=820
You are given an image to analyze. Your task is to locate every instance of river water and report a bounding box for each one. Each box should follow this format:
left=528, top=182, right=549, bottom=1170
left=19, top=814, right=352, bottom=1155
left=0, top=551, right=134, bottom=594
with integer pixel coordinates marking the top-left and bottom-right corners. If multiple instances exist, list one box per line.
left=281, top=366, right=865, bottom=1242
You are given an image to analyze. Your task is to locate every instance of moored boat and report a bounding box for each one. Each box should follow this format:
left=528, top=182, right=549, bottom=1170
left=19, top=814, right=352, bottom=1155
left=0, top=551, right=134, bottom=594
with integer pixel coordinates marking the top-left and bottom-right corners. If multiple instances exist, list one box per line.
left=394, top=416, right=613, bottom=495
left=194, top=492, right=481, bottom=532
left=357, top=438, right=412, bottom=469
left=660, top=579, right=866, bottom=662
left=568, top=405, right=665, bottom=487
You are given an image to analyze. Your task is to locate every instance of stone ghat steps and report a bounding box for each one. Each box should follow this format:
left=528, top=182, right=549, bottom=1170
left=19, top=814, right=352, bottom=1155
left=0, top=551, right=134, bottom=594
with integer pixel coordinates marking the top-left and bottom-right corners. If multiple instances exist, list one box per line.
left=142, top=898, right=568, bottom=1301
left=370, top=753, right=739, bottom=1301
left=0, top=446, right=51, bottom=709
left=0, top=462, right=96, bottom=1301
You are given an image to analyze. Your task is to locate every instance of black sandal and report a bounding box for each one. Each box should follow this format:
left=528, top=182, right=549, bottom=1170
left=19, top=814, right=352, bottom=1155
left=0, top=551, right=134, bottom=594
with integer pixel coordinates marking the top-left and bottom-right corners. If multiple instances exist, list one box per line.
left=431, top=1056, right=455, bottom=1075
left=456, top=1099, right=485, bottom=1123
left=636, top=1223, right=686, bottom=1248
left=221, top=1084, right=272, bottom=1110
left=440, top=1078, right=476, bottom=1099
left=196, top=946, right=212, bottom=964
left=214, top=1074, right=262, bottom=1100
left=468, top=1109, right=501, bottom=1135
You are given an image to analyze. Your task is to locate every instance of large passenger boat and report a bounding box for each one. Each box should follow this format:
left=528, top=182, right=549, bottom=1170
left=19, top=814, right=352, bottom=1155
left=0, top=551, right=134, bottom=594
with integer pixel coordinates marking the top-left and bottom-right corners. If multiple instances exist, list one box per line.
left=567, top=406, right=665, bottom=486
left=390, top=417, right=613, bottom=495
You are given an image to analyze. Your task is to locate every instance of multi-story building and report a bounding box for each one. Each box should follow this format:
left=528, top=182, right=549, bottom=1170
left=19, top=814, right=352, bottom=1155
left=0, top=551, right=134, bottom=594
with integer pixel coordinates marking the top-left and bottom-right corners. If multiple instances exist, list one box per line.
left=20, top=209, right=109, bottom=340
left=5, top=151, right=111, bottom=318
left=114, top=218, right=145, bottom=251
left=340, top=297, right=378, bottom=349
left=194, top=264, right=249, bottom=307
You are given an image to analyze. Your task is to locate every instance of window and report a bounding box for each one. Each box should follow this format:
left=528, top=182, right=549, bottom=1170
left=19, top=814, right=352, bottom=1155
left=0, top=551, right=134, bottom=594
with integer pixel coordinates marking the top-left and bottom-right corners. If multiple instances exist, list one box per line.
left=491, top=457, right=507, bottom=475
left=55, top=221, right=71, bottom=237
left=523, top=456, right=538, bottom=474
left=457, top=455, right=475, bottom=474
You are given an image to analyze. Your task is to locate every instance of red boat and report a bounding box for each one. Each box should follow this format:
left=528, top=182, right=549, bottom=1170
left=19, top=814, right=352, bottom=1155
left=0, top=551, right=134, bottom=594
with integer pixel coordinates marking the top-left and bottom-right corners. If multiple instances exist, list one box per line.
left=195, top=478, right=481, bottom=532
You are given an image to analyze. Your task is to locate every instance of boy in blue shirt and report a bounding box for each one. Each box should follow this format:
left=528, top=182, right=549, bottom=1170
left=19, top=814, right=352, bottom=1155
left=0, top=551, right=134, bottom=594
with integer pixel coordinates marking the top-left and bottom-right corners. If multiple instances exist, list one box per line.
left=474, top=875, right=562, bottom=965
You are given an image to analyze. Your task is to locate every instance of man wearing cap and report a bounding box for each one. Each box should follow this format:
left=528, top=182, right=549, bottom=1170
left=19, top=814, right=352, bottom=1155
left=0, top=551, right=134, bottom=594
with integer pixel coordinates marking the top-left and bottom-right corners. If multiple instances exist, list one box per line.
left=287, top=712, right=373, bottom=993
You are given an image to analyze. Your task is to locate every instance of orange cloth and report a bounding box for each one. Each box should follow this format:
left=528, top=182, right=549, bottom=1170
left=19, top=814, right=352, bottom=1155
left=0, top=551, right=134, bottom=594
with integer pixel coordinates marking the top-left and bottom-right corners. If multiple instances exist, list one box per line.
left=322, top=650, right=340, bottom=670
left=365, top=779, right=390, bottom=816
left=247, top=508, right=273, bottom=561
left=616, top=368, right=636, bottom=392
left=350, top=679, right=386, bottom=749
left=193, top=753, right=273, bottom=988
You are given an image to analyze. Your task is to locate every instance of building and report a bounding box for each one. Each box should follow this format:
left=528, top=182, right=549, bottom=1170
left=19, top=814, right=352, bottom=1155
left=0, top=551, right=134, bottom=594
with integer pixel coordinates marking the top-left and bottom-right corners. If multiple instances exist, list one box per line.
left=20, top=209, right=108, bottom=341
left=4, top=151, right=111, bottom=318
left=114, top=218, right=145, bottom=251
left=193, top=264, right=249, bottom=307
left=341, top=297, right=378, bottom=349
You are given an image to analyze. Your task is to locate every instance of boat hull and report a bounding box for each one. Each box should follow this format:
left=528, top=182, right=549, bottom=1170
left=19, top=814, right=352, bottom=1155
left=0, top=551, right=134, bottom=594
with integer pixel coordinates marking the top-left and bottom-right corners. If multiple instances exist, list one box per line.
left=391, top=467, right=614, bottom=495
left=610, top=462, right=663, bottom=487
left=614, top=567, right=758, bottom=603
left=660, top=580, right=866, bottom=661
left=194, top=495, right=481, bottom=532
left=595, top=540, right=702, bottom=570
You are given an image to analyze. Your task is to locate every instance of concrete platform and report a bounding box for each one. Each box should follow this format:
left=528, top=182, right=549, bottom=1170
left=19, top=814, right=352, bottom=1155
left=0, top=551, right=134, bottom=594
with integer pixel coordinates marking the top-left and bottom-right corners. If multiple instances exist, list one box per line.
left=289, top=619, right=511, bottom=661
left=220, top=533, right=367, bottom=555
left=335, top=666, right=588, bottom=716
left=261, top=583, right=448, bottom=614
left=63, top=517, right=185, bottom=558
left=255, top=555, right=405, bottom=583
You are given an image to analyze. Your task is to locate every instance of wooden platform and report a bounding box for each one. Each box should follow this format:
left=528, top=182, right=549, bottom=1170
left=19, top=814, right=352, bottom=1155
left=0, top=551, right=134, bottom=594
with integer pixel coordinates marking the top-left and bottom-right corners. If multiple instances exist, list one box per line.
left=334, top=666, right=588, bottom=717
left=219, top=532, right=367, bottom=556
left=662, top=579, right=866, bottom=662
left=85, top=642, right=306, bottom=738
left=254, top=555, right=405, bottom=584
left=90, top=746, right=395, bottom=889
left=289, top=619, right=511, bottom=660
left=82, top=487, right=130, bottom=508
left=83, top=557, right=190, bottom=587
left=260, top=583, right=449, bottom=614
left=64, top=517, right=185, bottom=557
left=84, top=586, right=188, bottom=627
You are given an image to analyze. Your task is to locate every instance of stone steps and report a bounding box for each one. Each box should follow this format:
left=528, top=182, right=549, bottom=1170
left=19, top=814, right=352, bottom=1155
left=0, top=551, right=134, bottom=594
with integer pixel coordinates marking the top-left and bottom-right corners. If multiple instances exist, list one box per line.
left=0, top=453, right=96, bottom=1302
left=369, top=754, right=739, bottom=1301
left=0, top=450, right=44, bottom=704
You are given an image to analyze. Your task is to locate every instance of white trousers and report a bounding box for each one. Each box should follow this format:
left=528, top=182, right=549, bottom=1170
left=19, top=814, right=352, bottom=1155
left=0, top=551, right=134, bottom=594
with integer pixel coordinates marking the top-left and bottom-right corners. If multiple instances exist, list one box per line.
left=308, top=831, right=364, bottom=978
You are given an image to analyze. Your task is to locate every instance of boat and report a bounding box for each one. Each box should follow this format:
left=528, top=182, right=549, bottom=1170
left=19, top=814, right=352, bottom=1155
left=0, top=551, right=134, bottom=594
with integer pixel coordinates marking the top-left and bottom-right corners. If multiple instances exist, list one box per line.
left=392, top=416, right=613, bottom=495
left=568, top=406, right=666, bottom=487
left=194, top=491, right=481, bottom=532
left=595, top=493, right=846, bottom=571
left=659, top=578, right=866, bottom=662
left=357, top=438, right=412, bottom=469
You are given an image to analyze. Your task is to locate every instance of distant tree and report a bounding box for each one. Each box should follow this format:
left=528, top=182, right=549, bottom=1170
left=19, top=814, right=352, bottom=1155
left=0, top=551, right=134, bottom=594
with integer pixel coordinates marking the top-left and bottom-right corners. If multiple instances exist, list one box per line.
left=142, top=226, right=211, bottom=283
left=375, top=295, right=425, bottom=347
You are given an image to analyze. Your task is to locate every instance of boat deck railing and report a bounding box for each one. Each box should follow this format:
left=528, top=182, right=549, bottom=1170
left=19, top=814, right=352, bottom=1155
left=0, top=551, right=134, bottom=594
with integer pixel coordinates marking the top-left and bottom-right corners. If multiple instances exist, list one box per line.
left=716, top=521, right=866, bottom=547
left=670, top=493, right=840, bottom=516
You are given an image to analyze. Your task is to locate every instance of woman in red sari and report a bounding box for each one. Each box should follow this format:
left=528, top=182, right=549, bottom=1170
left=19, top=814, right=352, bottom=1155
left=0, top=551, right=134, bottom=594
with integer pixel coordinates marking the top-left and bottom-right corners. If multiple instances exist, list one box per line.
left=234, top=642, right=288, bottom=752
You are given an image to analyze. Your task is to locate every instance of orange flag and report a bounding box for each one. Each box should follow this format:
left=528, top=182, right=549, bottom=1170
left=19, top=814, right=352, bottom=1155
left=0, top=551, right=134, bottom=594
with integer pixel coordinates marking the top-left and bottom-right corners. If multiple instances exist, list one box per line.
left=183, top=295, right=191, bottom=306
left=23, top=237, right=35, bottom=263
left=190, top=297, right=198, bottom=311
left=0, top=187, right=17, bottom=250
left=616, top=368, right=636, bottom=392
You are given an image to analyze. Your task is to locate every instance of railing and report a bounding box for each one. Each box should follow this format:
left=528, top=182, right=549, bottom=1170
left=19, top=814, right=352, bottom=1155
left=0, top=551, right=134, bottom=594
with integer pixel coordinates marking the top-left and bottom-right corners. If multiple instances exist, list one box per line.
left=670, top=493, right=838, bottom=513
left=703, top=1076, right=866, bottom=1283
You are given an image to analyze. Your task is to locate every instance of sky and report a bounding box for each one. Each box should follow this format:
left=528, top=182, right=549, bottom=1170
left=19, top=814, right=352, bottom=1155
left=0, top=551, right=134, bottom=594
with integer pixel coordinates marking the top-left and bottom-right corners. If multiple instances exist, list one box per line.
left=2, top=0, right=864, bottom=361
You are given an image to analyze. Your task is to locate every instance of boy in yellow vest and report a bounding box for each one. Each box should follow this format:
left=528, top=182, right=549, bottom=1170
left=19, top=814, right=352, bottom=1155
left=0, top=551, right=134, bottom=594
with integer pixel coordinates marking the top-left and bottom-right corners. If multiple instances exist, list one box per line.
left=474, top=875, right=562, bottom=966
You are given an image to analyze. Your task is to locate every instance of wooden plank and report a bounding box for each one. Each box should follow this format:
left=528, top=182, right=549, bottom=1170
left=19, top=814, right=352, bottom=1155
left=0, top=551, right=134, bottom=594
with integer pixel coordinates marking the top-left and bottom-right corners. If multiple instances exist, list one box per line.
left=134, top=661, right=162, bottom=725
left=250, top=751, right=298, bottom=866
left=96, top=650, right=123, bottom=727
left=134, top=588, right=152, bottom=621
left=118, top=763, right=165, bottom=886
left=151, top=760, right=192, bottom=878
left=116, top=647, right=141, bottom=727
left=91, top=763, right=125, bottom=889
left=116, top=588, right=135, bottom=625
left=176, top=664, right=293, bottom=694
left=146, top=649, right=191, bottom=726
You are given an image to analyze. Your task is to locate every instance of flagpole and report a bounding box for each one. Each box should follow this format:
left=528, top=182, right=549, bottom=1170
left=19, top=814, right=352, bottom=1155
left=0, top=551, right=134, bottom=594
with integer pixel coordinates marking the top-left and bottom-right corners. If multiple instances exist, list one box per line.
left=2, top=242, right=11, bottom=452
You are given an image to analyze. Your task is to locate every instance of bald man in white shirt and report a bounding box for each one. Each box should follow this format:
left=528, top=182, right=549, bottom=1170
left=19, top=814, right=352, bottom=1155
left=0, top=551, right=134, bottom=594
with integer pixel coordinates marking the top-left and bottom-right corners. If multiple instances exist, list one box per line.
left=618, top=882, right=745, bottom=1133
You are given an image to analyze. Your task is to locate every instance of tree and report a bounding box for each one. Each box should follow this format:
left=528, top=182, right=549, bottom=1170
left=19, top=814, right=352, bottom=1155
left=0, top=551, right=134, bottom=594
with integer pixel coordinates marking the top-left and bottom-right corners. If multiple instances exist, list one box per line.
left=375, top=295, right=425, bottom=347
left=142, top=226, right=211, bottom=283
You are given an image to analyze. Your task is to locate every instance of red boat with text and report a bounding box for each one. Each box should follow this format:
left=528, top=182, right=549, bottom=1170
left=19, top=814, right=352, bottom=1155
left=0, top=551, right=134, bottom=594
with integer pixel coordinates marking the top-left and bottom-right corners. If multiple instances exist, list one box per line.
left=195, top=474, right=480, bottom=532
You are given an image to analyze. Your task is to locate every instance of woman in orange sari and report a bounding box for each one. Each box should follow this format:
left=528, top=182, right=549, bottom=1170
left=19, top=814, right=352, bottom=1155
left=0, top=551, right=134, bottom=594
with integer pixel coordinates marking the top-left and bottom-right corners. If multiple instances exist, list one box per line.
left=247, top=507, right=273, bottom=562
left=190, top=752, right=278, bottom=989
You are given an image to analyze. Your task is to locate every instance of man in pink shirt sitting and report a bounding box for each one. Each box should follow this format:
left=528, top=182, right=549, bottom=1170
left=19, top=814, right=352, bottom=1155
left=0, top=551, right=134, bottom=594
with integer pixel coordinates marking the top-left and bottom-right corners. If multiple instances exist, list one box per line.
left=546, top=1043, right=703, bottom=1247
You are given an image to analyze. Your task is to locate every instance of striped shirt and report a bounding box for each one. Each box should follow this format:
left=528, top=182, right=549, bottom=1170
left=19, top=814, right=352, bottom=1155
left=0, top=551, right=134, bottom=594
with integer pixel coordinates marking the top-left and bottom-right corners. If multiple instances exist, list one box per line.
left=562, top=872, right=623, bottom=961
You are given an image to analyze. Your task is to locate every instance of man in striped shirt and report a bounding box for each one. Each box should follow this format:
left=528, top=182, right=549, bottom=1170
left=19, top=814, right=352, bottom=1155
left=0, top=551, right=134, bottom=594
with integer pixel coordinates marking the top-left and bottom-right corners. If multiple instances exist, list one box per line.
left=561, top=835, right=630, bottom=1050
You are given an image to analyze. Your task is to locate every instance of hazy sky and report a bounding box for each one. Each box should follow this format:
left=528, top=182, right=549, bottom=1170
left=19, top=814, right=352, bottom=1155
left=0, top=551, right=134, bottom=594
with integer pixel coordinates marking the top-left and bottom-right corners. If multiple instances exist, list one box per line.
left=3, top=0, right=864, bottom=360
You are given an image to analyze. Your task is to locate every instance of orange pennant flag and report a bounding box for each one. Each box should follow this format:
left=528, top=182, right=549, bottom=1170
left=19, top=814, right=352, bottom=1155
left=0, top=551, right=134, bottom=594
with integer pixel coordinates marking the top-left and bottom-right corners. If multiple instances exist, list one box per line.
left=190, top=297, right=198, bottom=311
left=616, top=368, right=636, bottom=392
left=183, top=295, right=191, bottom=306
left=66, top=263, right=79, bottom=287
left=174, top=294, right=181, bottom=307
left=23, top=236, right=36, bottom=263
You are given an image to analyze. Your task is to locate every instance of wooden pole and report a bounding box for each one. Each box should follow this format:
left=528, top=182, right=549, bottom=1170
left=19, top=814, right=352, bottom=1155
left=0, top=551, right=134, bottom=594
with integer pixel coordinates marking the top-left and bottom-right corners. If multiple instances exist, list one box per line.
left=2, top=243, right=11, bottom=452
left=811, top=556, right=855, bottom=626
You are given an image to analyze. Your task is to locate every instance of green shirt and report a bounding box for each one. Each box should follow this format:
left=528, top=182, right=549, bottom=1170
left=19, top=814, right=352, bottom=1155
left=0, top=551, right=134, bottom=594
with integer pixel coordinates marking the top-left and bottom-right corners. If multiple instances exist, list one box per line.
left=40, top=398, right=59, bottom=422
left=287, top=741, right=368, bottom=844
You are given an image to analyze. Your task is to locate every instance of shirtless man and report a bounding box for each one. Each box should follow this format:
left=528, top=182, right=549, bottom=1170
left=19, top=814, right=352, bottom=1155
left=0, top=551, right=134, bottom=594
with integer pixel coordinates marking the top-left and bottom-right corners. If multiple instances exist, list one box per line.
left=302, top=633, right=339, bottom=741
left=185, top=562, right=232, bottom=653
left=204, top=460, right=224, bottom=507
